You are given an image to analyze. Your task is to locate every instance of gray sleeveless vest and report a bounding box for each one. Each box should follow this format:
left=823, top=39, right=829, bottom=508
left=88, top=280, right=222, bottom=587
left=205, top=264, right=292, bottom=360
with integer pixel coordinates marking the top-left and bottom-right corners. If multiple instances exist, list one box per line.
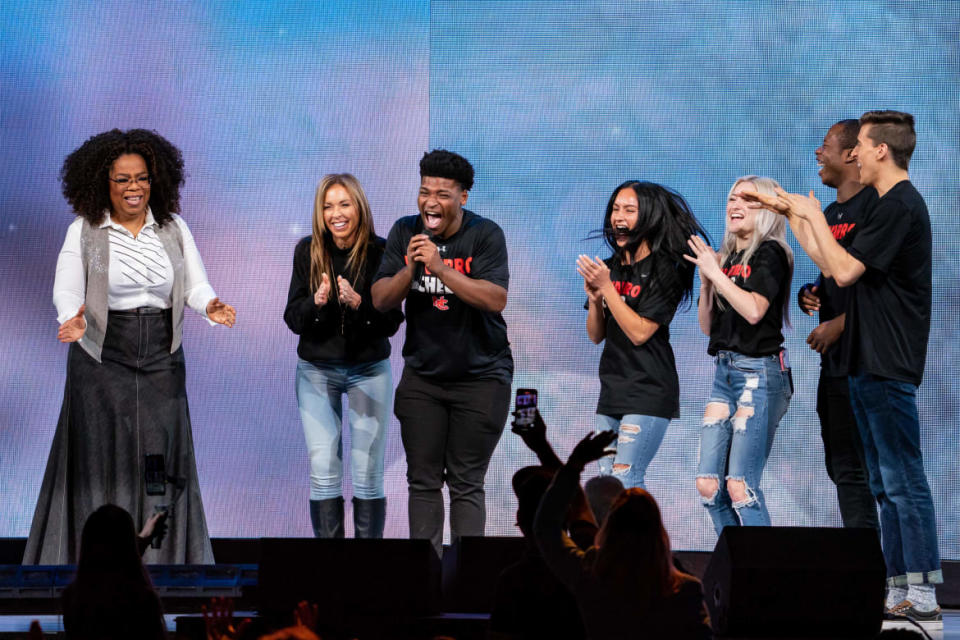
left=78, top=218, right=185, bottom=362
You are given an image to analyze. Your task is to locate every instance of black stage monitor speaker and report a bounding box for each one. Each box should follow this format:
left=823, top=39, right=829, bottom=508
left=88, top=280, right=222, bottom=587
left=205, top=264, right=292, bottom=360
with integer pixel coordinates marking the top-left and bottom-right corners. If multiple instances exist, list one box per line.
left=702, top=527, right=885, bottom=639
left=442, top=536, right=526, bottom=612
left=258, top=538, right=441, bottom=619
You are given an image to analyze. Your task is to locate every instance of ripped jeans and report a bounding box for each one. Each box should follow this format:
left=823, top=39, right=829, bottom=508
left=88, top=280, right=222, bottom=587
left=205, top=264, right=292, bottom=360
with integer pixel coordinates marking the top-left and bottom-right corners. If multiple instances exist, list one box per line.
left=697, top=351, right=792, bottom=534
left=595, top=413, right=670, bottom=490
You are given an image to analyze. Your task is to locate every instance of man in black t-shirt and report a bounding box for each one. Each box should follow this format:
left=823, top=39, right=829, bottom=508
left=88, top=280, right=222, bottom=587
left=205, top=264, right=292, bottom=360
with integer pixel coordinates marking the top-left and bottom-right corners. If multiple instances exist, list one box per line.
left=744, top=111, right=940, bottom=620
left=797, top=120, right=879, bottom=531
left=372, top=150, right=513, bottom=555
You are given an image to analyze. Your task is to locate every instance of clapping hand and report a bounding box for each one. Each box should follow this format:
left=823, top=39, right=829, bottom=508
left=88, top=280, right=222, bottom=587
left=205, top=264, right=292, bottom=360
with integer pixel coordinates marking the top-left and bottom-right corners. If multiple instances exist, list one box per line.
left=337, top=276, right=362, bottom=310
left=206, top=298, right=237, bottom=327
left=58, top=304, right=86, bottom=342
left=567, top=430, right=617, bottom=471
left=577, top=255, right=612, bottom=294
left=314, top=273, right=331, bottom=306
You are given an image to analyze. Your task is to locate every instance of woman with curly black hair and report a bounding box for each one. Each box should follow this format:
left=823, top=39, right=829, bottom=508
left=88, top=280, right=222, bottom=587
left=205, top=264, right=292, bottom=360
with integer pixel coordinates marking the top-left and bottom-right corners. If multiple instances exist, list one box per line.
left=577, top=181, right=707, bottom=491
left=24, top=129, right=235, bottom=564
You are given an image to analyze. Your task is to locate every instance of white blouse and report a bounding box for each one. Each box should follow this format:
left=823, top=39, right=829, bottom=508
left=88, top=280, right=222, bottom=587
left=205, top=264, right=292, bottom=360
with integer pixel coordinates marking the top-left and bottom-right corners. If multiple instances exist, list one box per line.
left=53, top=210, right=217, bottom=325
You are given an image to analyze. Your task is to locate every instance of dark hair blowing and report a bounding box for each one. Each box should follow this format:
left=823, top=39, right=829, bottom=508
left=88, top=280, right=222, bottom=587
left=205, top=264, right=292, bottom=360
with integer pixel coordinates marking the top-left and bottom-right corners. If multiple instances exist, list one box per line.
left=599, top=181, right=709, bottom=309
left=61, top=128, right=185, bottom=226
left=859, top=110, right=916, bottom=170
left=419, top=149, right=474, bottom=191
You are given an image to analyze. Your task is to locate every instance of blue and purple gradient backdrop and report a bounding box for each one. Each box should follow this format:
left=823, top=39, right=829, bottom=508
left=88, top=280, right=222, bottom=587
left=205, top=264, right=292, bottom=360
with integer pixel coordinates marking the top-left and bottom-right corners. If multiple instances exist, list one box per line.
left=2, top=1, right=957, bottom=557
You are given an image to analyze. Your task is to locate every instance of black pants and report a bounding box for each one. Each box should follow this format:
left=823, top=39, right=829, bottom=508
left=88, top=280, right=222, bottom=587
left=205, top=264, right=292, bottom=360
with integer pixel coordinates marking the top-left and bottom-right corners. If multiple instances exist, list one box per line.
left=817, top=373, right=879, bottom=531
left=395, top=367, right=511, bottom=555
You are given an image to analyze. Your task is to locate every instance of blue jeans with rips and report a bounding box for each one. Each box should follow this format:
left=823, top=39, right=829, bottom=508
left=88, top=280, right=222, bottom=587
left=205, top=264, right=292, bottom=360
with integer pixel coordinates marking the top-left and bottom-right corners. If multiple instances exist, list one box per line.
left=595, top=413, right=670, bottom=490
left=848, top=373, right=942, bottom=586
left=697, top=351, right=792, bottom=535
left=296, top=358, right=392, bottom=500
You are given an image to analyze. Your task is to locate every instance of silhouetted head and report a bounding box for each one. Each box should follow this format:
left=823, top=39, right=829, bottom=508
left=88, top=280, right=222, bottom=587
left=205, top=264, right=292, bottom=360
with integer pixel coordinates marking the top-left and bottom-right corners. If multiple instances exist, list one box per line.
left=512, top=466, right=554, bottom=537
left=76, top=504, right=147, bottom=585
left=593, top=488, right=679, bottom=601
left=583, top=475, right=624, bottom=527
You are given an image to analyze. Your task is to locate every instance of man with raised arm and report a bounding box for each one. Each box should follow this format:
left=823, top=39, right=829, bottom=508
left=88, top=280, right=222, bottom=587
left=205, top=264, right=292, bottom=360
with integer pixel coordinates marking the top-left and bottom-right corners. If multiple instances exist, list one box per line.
left=744, top=111, right=940, bottom=622
left=372, top=149, right=513, bottom=556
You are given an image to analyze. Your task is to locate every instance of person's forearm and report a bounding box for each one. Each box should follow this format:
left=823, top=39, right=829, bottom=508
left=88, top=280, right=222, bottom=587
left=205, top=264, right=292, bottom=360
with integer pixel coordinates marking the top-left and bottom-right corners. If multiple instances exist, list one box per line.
left=586, top=299, right=606, bottom=344
left=371, top=266, right=414, bottom=311
left=708, top=274, right=769, bottom=325
left=697, top=285, right=713, bottom=336
left=434, top=264, right=507, bottom=312
left=788, top=216, right=826, bottom=268
left=600, top=284, right=658, bottom=346
left=805, top=214, right=862, bottom=286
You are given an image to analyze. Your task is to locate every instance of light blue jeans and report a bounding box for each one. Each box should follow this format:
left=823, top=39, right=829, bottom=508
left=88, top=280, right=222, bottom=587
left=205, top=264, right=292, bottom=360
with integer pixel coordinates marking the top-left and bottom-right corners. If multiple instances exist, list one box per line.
left=296, top=358, right=392, bottom=500
left=697, top=351, right=792, bottom=534
left=595, top=413, right=670, bottom=489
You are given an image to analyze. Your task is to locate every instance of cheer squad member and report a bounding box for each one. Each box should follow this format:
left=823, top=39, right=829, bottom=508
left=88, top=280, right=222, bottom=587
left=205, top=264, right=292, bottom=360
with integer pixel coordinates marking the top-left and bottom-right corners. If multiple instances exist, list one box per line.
left=577, top=181, right=707, bottom=490
left=372, top=150, right=512, bottom=556
left=685, top=176, right=793, bottom=534
left=284, top=174, right=403, bottom=538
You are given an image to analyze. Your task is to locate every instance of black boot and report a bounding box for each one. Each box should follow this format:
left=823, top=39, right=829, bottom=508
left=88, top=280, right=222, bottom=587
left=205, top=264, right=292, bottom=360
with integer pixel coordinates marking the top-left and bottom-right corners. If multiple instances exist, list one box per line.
left=309, top=497, right=344, bottom=538
left=352, top=497, right=386, bottom=539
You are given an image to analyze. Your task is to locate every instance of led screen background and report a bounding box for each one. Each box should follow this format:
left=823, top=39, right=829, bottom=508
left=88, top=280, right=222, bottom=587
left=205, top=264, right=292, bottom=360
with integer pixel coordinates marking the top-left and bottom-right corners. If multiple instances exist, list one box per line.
left=2, top=1, right=957, bottom=557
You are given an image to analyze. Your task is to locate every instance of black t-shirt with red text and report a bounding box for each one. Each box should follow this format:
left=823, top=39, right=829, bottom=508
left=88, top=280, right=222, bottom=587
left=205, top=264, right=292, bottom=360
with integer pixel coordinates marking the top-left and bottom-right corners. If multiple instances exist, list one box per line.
left=844, top=180, right=931, bottom=385
left=816, top=186, right=877, bottom=377
left=708, top=240, right=790, bottom=357
left=374, top=209, right=513, bottom=383
left=587, top=255, right=682, bottom=419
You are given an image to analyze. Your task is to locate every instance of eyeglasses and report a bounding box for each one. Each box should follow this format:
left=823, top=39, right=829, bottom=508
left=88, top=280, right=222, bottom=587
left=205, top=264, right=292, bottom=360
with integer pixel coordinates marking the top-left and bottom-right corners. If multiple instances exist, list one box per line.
left=109, top=176, right=152, bottom=187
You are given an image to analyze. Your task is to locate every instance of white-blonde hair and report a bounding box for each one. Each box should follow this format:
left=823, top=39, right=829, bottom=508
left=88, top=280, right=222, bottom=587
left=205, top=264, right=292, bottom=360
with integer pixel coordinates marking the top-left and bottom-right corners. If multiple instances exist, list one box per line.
left=716, top=176, right=793, bottom=326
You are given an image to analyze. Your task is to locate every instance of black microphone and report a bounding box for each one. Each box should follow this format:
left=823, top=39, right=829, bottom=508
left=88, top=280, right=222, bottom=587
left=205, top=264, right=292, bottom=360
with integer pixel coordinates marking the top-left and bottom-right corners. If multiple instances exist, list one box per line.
left=412, top=230, right=436, bottom=287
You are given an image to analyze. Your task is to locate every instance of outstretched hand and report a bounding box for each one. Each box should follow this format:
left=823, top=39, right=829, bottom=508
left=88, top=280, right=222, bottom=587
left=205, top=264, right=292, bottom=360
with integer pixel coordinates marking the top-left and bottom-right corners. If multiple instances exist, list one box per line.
left=58, top=304, right=86, bottom=343
left=294, top=600, right=319, bottom=631
left=683, top=236, right=724, bottom=283
left=567, top=430, right=617, bottom=471
left=741, top=188, right=823, bottom=221
left=207, top=298, right=237, bottom=327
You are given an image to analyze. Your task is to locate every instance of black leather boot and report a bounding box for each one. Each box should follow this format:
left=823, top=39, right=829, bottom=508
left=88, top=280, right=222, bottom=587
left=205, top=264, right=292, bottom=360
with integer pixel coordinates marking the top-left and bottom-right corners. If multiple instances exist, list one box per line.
left=352, top=497, right=386, bottom=539
left=309, top=497, right=344, bottom=538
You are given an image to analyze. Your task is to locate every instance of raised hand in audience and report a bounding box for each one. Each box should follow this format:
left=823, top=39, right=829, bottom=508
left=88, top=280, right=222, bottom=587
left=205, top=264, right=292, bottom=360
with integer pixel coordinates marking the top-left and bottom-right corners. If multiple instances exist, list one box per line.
left=511, top=408, right=562, bottom=469
left=203, top=596, right=250, bottom=640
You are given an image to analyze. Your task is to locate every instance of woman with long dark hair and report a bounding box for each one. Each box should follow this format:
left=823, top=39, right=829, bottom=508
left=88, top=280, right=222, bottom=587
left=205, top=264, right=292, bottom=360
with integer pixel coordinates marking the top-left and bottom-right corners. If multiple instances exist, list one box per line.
left=25, top=129, right=234, bottom=565
left=533, top=431, right=712, bottom=639
left=284, top=174, right=403, bottom=538
left=577, top=181, right=707, bottom=490
left=685, top=176, right=794, bottom=534
left=62, top=505, right=166, bottom=640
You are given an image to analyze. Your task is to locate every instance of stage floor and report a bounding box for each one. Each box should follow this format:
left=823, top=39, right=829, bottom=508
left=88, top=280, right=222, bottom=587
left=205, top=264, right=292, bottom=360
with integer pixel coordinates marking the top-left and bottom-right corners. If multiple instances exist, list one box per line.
left=0, top=610, right=955, bottom=639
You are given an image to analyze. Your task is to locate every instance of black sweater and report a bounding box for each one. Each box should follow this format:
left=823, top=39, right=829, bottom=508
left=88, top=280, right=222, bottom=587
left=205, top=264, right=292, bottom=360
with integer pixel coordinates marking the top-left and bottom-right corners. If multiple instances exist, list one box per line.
left=284, top=236, right=403, bottom=363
